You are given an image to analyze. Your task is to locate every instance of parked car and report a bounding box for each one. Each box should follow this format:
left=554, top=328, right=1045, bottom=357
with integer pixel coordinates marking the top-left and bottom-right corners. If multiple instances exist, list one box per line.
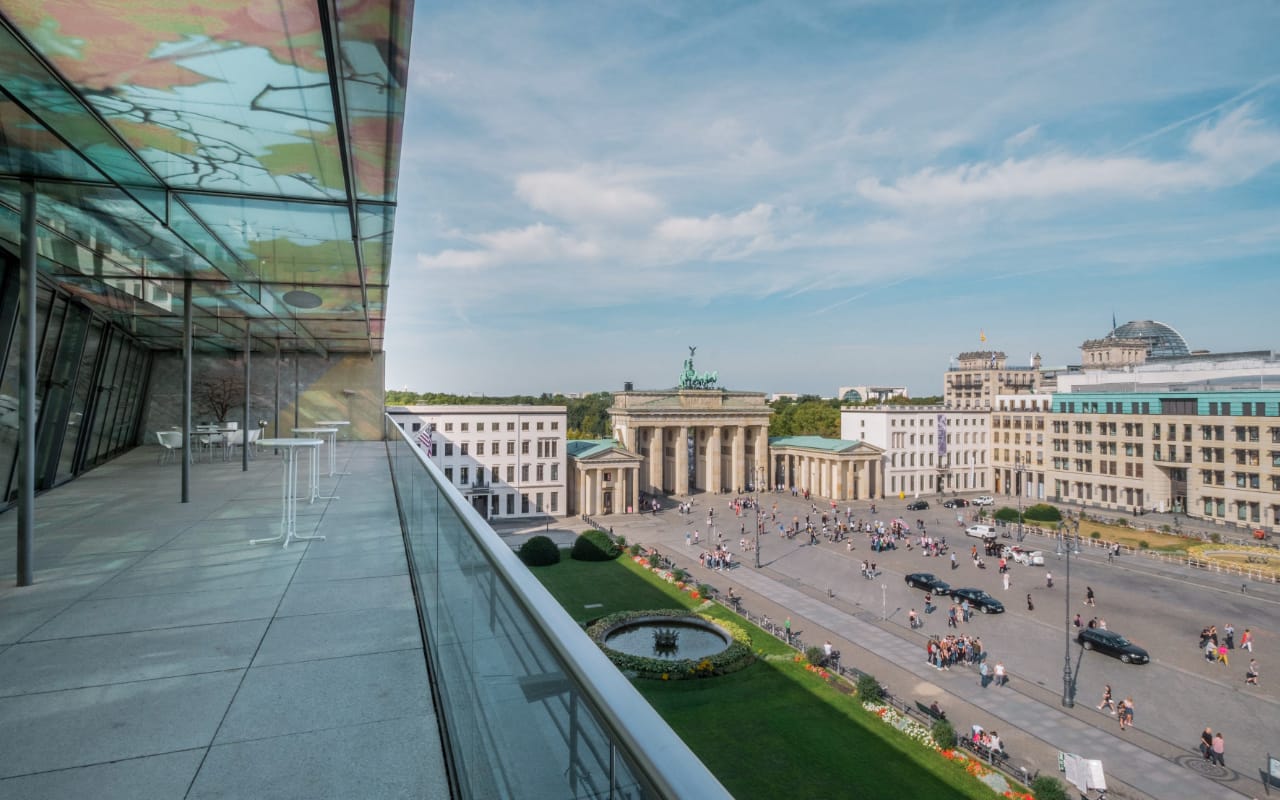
left=905, top=572, right=951, bottom=593
left=906, top=500, right=929, bottom=511
left=1077, top=628, right=1149, bottom=664
left=948, top=587, right=1005, bottom=614
left=942, top=498, right=970, bottom=508
left=1011, top=548, right=1045, bottom=566
left=965, top=524, right=996, bottom=539
left=973, top=496, right=995, bottom=506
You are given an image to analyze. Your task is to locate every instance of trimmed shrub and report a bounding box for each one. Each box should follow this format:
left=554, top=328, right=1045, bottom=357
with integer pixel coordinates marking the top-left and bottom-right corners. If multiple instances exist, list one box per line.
left=1112, top=517, right=1129, bottom=527
left=1090, top=531, right=1101, bottom=539
left=805, top=646, right=825, bottom=666
left=519, top=536, right=561, bottom=567
left=930, top=717, right=955, bottom=749
left=1031, top=775, right=1068, bottom=800
left=1138, top=540, right=1150, bottom=549
left=856, top=673, right=882, bottom=703
left=614, top=535, right=626, bottom=548
left=671, top=567, right=688, bottom=583
left=572, top=529, right=619, bottom=561
left=1023, top=503, right=1062, bottom=522
left=628, top=543, right=642, bottom=557
left=697, top=583, right=714, bottom=598
left=994, top=507, right=1020, bottom=523
left=1210, top=532, right=1222, bottom=544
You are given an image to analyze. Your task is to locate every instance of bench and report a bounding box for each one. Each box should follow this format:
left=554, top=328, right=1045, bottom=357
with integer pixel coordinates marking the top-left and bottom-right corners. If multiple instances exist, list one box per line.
left=959, top=736, right=1011, bottom=768
left=915, top=700, right=945, bottom=721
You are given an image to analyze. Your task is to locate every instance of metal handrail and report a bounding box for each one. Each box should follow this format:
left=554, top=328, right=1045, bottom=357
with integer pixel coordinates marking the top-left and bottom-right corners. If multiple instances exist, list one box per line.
left=386, top=415, right=730, bottom=799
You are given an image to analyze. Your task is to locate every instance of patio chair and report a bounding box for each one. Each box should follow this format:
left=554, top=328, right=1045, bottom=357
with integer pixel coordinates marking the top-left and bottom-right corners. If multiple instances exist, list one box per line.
left=156, top=431, right=183, bottom=465
left=224, top=429, right=244, bottom=460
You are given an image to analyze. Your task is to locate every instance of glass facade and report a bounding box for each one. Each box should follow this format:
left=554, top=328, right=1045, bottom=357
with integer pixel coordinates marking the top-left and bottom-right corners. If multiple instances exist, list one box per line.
left=0, top=252, right=151, bottom=507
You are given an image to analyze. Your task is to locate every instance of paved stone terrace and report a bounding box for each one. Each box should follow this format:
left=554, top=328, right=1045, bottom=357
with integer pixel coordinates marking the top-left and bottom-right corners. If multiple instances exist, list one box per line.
left=0, top=443, right=446, bottom=800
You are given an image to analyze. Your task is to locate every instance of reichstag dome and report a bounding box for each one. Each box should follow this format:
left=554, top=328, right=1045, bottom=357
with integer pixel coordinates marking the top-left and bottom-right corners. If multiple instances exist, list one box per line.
left=1108, top=319, right=1190, bottom=359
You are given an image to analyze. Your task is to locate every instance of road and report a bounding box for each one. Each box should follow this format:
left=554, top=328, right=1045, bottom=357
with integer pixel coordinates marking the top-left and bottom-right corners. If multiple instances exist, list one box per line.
left=598, top=490, right=1280, bottom=798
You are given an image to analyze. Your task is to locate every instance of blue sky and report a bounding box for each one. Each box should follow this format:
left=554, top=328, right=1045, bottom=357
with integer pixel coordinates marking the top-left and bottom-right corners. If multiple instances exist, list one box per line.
left=385, top=1, right=1280, bottom=397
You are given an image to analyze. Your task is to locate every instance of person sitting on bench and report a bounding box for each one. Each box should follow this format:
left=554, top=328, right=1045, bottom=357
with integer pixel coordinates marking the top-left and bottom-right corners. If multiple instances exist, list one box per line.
left=929, top=701, right=945, bottom=720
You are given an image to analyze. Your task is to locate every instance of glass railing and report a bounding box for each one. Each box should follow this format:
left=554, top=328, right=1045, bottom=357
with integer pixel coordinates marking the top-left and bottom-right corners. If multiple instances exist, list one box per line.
left=385, top=415, right=730, bottom=800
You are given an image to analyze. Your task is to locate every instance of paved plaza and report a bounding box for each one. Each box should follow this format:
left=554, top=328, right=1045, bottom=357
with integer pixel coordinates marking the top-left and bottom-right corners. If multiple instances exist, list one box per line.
left=585, top=490, right=1280, bottom=800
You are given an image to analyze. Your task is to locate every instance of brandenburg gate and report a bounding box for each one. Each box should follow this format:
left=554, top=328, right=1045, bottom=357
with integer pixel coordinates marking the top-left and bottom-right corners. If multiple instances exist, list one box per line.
left=610, top=349, right=772, bottom=496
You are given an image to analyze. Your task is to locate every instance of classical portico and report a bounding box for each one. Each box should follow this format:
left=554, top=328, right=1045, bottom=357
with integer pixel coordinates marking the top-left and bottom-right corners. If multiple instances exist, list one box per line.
left=566, top=439, right=643, bottom=516
left=769, top=436, right=884, bottom=501
left=610, top=389, right=772, bottom=497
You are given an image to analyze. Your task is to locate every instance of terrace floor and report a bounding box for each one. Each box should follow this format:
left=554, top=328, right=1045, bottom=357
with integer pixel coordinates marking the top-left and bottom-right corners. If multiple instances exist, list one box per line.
left=0, top=442, right=447, bottom=799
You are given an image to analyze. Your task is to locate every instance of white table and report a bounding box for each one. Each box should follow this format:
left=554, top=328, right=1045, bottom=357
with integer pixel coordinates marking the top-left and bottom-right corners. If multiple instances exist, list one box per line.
left=250, top=438, right=326, bottom=549
left=315, top=420, right=351, bottom=476
left=292, top=427, right=339, bottom=503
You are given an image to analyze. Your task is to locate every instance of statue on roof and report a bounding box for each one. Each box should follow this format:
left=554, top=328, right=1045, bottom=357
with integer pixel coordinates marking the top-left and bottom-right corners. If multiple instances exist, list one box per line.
left=680, top=347, right=718, bottom=390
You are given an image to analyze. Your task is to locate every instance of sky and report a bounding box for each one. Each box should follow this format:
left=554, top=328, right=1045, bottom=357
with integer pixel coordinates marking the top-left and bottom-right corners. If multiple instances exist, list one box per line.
left=384, top=1, right=1280, bottom=398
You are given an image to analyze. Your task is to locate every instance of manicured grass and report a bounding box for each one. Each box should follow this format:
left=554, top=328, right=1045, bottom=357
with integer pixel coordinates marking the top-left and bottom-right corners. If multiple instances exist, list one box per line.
left=532, top=555, right=995, bottom=800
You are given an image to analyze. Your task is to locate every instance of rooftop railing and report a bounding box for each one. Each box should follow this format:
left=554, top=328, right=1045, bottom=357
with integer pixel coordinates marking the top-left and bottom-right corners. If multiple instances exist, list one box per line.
left=385, top=415, right=730, bottom=800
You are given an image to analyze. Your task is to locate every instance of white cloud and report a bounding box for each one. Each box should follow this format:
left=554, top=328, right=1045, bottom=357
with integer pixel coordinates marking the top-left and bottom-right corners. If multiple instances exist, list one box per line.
left=417, top=223, right=599, bottom=270
left=1005, top=124, right=1041, bottom=149
left=654, top=203, right=774, bottom=246
left=514, top=171, right=663, bottom=225
left=857, top=107, right=1280, bottom=209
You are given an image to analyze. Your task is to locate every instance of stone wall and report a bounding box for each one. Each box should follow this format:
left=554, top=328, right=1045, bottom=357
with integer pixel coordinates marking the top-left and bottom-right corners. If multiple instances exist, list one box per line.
left=141, top=351, right=385, bottom=442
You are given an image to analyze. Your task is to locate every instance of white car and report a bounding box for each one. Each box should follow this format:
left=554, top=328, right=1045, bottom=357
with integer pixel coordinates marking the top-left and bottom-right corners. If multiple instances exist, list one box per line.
left=973, top=496, right=995, bottom=506
left=1013, top=549, right=1045, bottom=566
left=965, top=525, right=996, bottom=539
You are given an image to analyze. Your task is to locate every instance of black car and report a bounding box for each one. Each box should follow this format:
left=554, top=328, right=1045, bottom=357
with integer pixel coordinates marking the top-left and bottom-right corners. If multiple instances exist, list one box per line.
left=1077, top=628, right=1149, bottom=664
left=948, top=587, right=1005, bottom=614
left=906, top=500, right=929, bottom=511
left=904, top=573, right=951, bottom=593
left=942, top=498, right=970, bottom=508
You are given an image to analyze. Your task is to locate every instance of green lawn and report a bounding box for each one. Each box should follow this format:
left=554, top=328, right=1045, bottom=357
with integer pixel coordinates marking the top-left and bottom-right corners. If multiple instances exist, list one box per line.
left=531, top=554, right=995, bottom=800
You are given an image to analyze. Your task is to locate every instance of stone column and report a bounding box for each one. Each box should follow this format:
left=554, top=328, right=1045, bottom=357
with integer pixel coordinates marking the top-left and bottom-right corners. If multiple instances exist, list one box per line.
left=875, top=459, right=884, bottom=498
left=708, top=426, right=722, bottom=493
left=630, top=465, right=640, bottom=512
left=693, top=428, right=705, bottom=491
left=731, top=425, right=745, bottom=493
left=596, top=468, right=605, bottom=516
left=648, top=426, right=663, bottom=493
left=617, top=423, right=634, bottom=453
left=675, top=425, right=690, bottom=495
left=755, top=426, right=769, bottom=491
left=583, top=468, right=594, bottom=515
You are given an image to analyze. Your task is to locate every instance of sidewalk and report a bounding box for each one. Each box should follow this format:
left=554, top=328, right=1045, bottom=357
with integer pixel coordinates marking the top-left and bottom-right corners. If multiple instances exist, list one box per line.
left=590, top=512, right=1252, bottom=800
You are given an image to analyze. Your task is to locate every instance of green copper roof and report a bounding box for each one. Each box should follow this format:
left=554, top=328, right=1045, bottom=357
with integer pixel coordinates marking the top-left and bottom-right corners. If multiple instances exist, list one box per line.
left=768, top=435, right=862, bottom=453
left=567, top=438, right=619, bottom=460
left=0, top=0, right=413, bottom=355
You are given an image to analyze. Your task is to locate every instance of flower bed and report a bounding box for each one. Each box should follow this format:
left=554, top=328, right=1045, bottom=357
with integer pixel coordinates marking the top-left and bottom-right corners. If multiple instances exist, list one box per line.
left=587, top=608, right=754, bottom=679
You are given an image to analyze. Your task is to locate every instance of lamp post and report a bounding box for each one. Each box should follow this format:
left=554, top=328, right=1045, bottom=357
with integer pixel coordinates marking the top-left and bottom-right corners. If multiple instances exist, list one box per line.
left=1057, top=520, right=1080, bottom=707
left=1014, top=457, right=1025, bottom=539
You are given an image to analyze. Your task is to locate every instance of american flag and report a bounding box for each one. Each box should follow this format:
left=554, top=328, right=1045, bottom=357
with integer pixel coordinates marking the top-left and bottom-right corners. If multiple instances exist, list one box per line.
left=416, top=426, right=435, bottom=456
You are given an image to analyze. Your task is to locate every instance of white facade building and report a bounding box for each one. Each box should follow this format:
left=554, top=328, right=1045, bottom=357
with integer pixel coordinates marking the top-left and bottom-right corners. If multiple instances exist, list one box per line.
left=386, top=405, right=567, bottom=520
left=841, top=406, right=990, bottom=498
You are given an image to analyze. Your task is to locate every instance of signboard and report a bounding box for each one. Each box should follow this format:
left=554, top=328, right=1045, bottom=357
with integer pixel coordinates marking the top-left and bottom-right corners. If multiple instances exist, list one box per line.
left=1061, top=753, right=1106, bottom=793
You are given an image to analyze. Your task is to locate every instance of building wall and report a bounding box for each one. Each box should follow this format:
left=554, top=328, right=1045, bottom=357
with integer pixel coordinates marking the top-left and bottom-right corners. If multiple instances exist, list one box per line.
left=842, top=406, right=990, bottom=497
left=387, top=405, right=568, bottom=519
left=991, top=394, right=1052, bottom=503
left=142, top=351, right=385, bottom=442
left=1044, top=391, right=1280, bottom=531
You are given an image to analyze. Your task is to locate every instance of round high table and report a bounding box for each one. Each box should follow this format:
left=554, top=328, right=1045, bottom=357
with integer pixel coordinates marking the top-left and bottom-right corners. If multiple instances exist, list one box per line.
left=292, top=427, right=339, bottom=503
left=315, top=420, right=351, bottom=476
left=250, top=438, right=326, bottom=549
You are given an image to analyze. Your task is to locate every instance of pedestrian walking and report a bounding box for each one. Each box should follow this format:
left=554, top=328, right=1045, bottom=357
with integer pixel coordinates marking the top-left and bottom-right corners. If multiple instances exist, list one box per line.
left=1002, top=572, right=1010, bottom=591
left=1211, top=732, right=1225, bottom=766
left=1118, top=697, right=1134, bottom=730
left=1097, top=684, right=1115, bottom=714
left=1199, top=726, right=1214, bottom=760
left=979, top=661, right=990, bottom=688
left=909, top=608, right=919, bottom=629
left=1026, top=593, right=1034, bottom=612
left=994, top=661, right=1007, bottom=687
left=1241, top=628, right=1254, bottom=652
left=1224, top=623, right=1235, bottom=649
left=1246, top=658, right=1260, bottom=685
left=1217, top=644, right=1229, bottom=666
left=1085, top=586, right=1095, bottom=606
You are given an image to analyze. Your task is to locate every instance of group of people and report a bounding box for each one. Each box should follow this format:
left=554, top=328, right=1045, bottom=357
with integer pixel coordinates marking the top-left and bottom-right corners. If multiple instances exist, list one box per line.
left=1096, top=685, right=1137, bottom=731
left=923, top=633, right=987, bottom=673
left=696, top=546, right=734, bottom=571
left=1199, top=624, right=1258, bottom=682
left=1198, top=727, right=1227, bottom=766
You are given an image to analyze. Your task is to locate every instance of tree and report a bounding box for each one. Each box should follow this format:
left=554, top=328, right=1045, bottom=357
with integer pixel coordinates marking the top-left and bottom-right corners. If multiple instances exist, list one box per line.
left=194, top=364, right=244, bottom=423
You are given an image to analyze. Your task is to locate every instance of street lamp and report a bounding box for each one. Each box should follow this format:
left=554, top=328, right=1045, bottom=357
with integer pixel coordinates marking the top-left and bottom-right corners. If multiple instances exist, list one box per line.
left=1014, top=457, right=1025, bottom=539
left=1056, top=520, right=1080, bottom=707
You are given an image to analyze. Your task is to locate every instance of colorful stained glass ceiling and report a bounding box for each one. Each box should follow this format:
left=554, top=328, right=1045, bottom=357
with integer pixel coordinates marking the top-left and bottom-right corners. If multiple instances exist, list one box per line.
left=0, top=0, right=412, bottom=354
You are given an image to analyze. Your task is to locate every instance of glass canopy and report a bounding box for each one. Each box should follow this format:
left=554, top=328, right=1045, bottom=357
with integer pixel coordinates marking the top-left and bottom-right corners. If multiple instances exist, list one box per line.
left=0, top=0, right=412, bottom=354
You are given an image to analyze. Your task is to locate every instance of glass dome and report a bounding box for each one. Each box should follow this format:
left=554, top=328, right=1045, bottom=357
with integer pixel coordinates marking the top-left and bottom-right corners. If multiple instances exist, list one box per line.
left=1109, top=320, right=1190, bottom=359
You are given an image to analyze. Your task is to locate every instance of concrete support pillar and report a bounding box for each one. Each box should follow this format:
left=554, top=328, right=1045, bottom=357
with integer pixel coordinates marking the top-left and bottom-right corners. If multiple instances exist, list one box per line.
left=731, top=425, right=745, bottom=493
left=648, top=427, right=664, bottom=493
left=875, top=460, right=884, bottom=498
left=675, top=426, right=689, bottom=495
left=16, top=181, right=36, bottom=586
left=708, top=426, right=722, bottom=493
left=755, top=426, right=769, bottom=491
